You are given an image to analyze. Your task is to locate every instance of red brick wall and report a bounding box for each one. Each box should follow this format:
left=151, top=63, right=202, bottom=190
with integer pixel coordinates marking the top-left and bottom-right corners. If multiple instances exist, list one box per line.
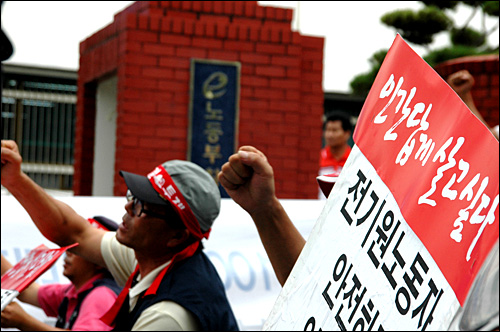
left=74, top=1, right=324, bottom=198
left=434, top=54, right=499, bottom=129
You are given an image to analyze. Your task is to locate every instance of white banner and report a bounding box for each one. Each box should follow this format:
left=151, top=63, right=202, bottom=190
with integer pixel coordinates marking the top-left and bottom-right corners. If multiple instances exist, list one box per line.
left=0, top=193, right=320, bottom=330
left=264, top=146, right=460, bottom=330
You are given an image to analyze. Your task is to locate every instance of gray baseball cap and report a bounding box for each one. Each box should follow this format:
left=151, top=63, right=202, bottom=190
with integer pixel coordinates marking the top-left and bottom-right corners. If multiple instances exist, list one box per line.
left=120, top=160, right=221, bottom=233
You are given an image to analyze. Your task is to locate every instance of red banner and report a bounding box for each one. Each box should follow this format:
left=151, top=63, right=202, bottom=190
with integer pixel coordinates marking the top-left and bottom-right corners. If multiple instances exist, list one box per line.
left=354, top=34, right=499, bottom=305
left=1, top=243, right=78, bottom=293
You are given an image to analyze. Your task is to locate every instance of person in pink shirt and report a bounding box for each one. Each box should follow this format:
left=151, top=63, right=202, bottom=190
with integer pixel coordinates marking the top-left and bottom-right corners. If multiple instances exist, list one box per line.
left=1, top=217, right=121, bottom=331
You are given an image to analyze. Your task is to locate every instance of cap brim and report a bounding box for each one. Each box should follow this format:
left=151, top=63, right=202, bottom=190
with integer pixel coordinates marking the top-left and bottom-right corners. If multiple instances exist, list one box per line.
left=120, top=170, right=167, bottom=206
left=316, top=174, right=339, bottom=198
left=91, top=216, right=119, bottom=231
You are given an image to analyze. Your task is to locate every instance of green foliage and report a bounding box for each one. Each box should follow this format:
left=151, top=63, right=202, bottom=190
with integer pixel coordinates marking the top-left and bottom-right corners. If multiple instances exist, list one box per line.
left=460, top=1, right=499, bottom=16
left=424, top=45, right=480, bottom=66
left=420, top=1, right=459, bottom=10
left=350, top=50, right=388, bottom=97
left=482, top=1, right=499, bottom=16
left=350, top=71, right=379, bottom=97
left=368, top=49, right=389, bottom=68
left=423, top=44, right=498, bottom=66
left=451, top=27, right=486, bottom=46
left=349, top=1, right=499, bottom=96
left=381, top=6, right=452, bottom=45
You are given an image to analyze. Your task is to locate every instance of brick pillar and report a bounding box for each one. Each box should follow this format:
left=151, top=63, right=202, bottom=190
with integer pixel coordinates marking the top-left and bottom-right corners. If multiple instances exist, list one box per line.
left=73, top=82, right=97, bottom=195
left=434, top=54, right=499, bottom=129
left=75, top=1, right=325, bottom=198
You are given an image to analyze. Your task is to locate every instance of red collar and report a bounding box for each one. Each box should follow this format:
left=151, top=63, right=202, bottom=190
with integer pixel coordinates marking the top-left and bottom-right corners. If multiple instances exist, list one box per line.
left=100, top=241, right=200, bottom=326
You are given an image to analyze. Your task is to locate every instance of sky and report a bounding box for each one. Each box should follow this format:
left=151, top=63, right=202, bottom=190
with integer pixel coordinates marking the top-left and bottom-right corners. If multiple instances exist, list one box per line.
left=1, top=1, right=498, bottom=93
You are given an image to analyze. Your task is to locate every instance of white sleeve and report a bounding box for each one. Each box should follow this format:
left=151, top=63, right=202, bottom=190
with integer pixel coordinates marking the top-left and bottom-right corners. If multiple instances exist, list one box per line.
left=131, top=301, right=200, bottom=331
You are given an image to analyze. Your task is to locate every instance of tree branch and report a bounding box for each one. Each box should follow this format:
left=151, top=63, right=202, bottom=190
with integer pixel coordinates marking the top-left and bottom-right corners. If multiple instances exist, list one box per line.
left=461, top=5, right=478, bottom=30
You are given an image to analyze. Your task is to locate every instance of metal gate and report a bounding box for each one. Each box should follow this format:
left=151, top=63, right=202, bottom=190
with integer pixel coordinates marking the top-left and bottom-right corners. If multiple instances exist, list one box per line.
left=1, top=64, right=77, bottom=191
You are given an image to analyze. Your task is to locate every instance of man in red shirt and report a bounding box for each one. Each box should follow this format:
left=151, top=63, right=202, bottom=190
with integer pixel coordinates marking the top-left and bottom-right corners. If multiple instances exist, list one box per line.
left=318, top=111, right=353, bottom=199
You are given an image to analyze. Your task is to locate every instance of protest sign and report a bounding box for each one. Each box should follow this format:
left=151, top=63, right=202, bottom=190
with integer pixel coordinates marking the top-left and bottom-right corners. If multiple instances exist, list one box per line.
left=264, top=34, right=499, bottom=331
left=1, top=243, right=77, bottom=311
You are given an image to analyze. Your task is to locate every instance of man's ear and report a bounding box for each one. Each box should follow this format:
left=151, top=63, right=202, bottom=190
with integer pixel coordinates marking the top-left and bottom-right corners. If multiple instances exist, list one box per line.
left=166, top=229, right=190, bottom=248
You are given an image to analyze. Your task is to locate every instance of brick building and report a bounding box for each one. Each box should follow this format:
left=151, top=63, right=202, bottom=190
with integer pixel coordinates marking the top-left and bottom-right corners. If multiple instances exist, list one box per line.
left=434, top=54, right=499, bottom=131
left=72, top=1, right=498, bottom=199
left=75, top=1, right=324, bottom=198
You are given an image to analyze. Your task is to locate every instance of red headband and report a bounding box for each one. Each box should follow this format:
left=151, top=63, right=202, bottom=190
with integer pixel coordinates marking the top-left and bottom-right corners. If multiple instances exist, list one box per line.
left=101, top=165, right=211, bottom=327
left=87, top=218, right=107, bottom=230
left=147, top=165, right=209, bottom=240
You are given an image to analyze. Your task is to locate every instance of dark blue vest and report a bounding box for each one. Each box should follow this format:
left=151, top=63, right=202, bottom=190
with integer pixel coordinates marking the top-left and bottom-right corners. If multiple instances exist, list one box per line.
left=56, top=275, right=121, bottom=329
left=113, top=248, right=239, bottom=331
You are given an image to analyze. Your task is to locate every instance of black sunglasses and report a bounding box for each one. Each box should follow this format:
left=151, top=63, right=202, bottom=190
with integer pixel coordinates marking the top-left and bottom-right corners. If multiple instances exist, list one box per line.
left=126, top=190, right=170, bottom=221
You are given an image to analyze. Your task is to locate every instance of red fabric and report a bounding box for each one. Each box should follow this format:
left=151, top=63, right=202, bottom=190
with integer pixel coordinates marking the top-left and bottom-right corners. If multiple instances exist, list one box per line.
left=147, top=165, right=210, bottom=240
left=100, top=265, right=139, bottom=326
left=319, top=145, right=351, bottom=174
left=87, top=218, right=108, bottom=230
left=101, top=241, right=202, bottom=326
left=102, top=165, right=213, bottom=326
left=39, top=274, right=117, bottom=331
left=353, top=34, right=499, bottom=305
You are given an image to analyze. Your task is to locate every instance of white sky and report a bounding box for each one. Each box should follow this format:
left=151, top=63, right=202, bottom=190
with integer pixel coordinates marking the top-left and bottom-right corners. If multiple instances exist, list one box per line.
left=2, top=1, right=498, bottom=92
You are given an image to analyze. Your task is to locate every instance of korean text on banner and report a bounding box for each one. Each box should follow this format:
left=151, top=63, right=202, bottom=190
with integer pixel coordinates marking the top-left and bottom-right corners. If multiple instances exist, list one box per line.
left=263, top=35, right=498, bottom=331
left=354, top=34, right=499, bottom=306
left=1, top=243, right=78, bottom=311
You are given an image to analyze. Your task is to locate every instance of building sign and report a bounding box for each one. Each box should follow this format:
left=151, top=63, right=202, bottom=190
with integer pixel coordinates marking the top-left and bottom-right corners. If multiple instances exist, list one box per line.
left=188, top=59, right=240, bottom=197
left=263, top=35, right=499, bottom=330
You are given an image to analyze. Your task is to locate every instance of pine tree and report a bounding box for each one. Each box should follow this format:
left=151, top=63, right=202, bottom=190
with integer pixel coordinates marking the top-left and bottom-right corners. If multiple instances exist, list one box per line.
left=350, top=1, right=499, bottom=96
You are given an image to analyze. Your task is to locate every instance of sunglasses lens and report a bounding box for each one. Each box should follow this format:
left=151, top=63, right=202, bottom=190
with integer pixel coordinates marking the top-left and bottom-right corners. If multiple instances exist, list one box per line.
left=126, top=191, right=143, bottom=217
left=126, top=191, right=168, bottom=221
left=126, top=190, right=134, bottom=202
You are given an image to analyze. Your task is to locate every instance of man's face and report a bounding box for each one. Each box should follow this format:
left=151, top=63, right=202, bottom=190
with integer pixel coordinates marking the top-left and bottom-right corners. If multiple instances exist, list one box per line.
left=324, top=120, right=350, bottom=148
left=117, top=199, right=180, bottom=253
left=62, top=252, right=99, bottom=282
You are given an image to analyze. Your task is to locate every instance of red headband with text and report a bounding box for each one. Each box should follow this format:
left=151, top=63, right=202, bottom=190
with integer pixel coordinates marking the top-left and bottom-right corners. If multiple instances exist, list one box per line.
left=101, top=165, right=211, bottom=326
left=87, top=218, right=107, bottom=230
left=147, top=165, right=209, bottom=240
